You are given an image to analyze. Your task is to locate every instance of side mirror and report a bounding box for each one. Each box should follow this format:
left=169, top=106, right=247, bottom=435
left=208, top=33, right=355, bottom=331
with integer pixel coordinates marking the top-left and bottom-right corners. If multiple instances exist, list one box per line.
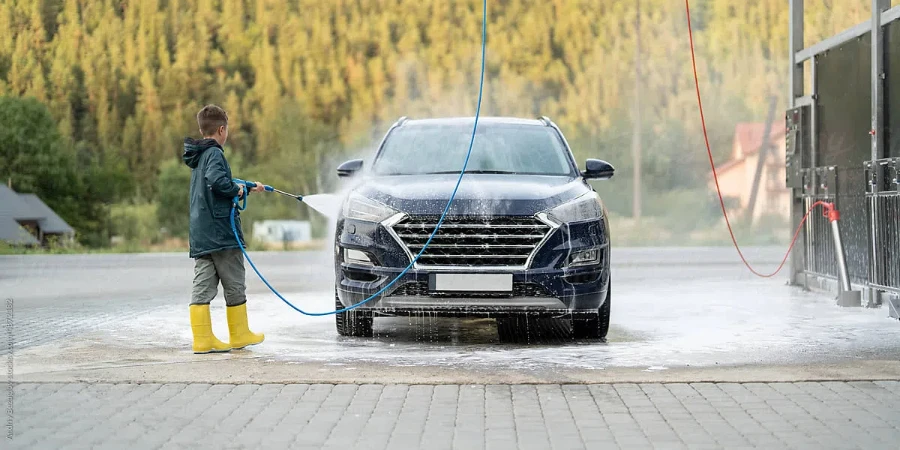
left=583, top=159, right=615, bottom=180
left=337, top=159, right=364, bottom=178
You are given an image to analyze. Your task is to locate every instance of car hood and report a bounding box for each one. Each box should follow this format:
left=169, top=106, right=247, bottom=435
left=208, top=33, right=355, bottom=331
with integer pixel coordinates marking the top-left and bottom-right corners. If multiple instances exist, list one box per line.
left=353, top=174, right=589, bottom=216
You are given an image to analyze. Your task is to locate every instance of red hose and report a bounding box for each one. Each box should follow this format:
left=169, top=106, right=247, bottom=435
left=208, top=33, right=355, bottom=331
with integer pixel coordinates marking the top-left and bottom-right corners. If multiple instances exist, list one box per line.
left=684, top=0, right=836, bottom=278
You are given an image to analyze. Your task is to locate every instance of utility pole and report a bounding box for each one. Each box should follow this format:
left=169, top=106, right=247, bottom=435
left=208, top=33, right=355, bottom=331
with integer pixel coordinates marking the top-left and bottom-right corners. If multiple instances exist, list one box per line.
left=746, top=96, right=779, bottom=224
left=632, top=0, right=642, bottom=220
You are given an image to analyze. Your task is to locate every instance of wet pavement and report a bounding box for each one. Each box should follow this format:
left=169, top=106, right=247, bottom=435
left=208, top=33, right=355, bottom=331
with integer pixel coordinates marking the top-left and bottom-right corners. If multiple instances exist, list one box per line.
left=5, top=247, right=900, bottom=449
left=3, top=247, right=900, bottom=382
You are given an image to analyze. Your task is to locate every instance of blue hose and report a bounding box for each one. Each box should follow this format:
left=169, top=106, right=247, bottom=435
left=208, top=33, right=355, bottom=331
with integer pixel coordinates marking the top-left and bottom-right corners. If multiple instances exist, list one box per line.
left=229, top=0, right=487, bottom=316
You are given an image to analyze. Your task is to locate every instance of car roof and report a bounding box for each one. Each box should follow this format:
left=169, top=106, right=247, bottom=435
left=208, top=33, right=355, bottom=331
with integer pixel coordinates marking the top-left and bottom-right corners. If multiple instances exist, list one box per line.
left=401, top=116, right=547, bottom=127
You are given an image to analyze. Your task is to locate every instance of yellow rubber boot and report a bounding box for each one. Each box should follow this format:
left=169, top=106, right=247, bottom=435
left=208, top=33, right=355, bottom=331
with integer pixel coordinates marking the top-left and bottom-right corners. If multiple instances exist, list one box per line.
left=226, top=303, right=265, bottom=349
left=189, top=304, right=231, bottom=354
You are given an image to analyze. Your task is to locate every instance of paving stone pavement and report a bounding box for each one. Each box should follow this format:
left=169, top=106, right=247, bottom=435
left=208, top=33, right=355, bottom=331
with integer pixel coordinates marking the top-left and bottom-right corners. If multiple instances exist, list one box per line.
left=5, top=381, right=900, bottom=449
left=0, top=304, right=164, bottom=355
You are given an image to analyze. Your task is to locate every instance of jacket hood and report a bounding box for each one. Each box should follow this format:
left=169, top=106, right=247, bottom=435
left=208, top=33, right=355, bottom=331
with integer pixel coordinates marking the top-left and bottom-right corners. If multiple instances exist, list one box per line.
left=183, top=137, right=222, bottom=169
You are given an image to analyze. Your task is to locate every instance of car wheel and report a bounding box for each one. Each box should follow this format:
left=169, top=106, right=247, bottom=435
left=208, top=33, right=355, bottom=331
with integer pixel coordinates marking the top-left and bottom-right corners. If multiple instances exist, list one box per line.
left=572, top=282, right=611, bottom=341
left=334, top=290, right=374, bottom=337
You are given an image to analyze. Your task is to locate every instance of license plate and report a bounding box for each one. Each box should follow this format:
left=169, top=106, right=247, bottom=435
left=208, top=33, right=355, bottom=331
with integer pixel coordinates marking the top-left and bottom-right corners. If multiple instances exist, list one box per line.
left=429, top=273, right=513, bottom=292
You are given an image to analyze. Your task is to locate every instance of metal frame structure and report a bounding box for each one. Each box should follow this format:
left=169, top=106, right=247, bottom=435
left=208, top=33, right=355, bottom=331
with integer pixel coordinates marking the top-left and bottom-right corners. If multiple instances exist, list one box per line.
left=788, top=1, right=900, bottom=313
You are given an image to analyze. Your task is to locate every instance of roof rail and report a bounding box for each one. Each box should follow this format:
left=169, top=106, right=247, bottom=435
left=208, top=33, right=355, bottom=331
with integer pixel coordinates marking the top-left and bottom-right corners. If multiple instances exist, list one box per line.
left=538, top=116, right=552, bottom=126
left=397, top=116, right=409, bottom=126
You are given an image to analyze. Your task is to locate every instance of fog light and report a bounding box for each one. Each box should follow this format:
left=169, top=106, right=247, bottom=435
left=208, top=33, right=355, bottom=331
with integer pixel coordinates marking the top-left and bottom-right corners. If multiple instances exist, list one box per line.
left=344, top=248, right=373, bottom=265
left=568, top=248, right=600, bottom=267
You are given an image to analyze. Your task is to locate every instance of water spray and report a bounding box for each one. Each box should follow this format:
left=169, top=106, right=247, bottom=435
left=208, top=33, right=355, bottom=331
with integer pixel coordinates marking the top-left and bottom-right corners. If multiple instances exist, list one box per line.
left=226, top=0, right=487, bottom=317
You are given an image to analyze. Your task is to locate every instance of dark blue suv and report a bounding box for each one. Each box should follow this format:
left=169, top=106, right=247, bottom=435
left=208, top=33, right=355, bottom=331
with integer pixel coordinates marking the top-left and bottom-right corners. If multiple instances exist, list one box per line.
left=333, top=117, right=614, bottom=340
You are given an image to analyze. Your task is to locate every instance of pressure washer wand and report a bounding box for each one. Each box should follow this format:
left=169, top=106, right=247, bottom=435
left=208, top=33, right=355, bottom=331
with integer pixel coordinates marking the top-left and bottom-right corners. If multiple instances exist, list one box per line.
left=270, top=187, right=304, bottom=201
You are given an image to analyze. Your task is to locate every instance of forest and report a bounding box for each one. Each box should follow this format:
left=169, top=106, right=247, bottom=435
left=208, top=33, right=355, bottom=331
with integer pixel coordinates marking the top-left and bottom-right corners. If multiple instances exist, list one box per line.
left=0, top=0, right=882, bottom=248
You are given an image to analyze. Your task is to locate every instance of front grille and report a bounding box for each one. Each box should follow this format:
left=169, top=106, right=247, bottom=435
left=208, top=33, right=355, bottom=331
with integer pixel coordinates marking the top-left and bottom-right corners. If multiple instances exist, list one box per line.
left=391, top=281, right=554, bottom=298
left=391, top=216, right=552, bottom=267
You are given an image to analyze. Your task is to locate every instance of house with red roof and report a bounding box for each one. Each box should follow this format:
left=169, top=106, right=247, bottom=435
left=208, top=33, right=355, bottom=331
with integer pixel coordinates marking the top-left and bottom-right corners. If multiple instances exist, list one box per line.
left=709, top=123, right=790, bottom=224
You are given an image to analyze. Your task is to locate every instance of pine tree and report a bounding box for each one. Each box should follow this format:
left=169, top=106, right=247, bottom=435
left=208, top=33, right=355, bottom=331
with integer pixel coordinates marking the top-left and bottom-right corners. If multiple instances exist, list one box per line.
left=1, top=0, right=879, bottom=243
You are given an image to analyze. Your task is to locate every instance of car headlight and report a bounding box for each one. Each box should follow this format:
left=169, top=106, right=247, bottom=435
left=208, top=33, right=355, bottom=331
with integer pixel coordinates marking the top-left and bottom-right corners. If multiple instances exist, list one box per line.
left=542, top=191, right=604, bottom=225
left=342, top=192, right=398, bottom=223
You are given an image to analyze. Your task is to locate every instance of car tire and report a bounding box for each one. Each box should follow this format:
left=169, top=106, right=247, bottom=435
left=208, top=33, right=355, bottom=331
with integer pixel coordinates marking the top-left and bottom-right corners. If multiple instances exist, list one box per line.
left=334, top=290, right=374, bottom=337
left=572, top=281, right=611, bottom=341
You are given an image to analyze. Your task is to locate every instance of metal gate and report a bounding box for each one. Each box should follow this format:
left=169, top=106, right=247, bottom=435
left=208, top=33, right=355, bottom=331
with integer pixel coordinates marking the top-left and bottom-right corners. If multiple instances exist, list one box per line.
left=866, top=158, right=900, bottom=294
left=789, top=2, right=900, bottom=313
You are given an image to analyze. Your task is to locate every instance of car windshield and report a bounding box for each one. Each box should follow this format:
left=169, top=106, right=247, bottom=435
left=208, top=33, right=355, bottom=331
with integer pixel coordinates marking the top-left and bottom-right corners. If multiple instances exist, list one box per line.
left=371, top=123, right=575, bottom=176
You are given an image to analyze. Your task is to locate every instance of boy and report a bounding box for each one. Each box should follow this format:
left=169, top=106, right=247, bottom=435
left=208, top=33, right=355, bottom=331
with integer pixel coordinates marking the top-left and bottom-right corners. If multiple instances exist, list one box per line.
left=183, top=104, right=265, bottom=354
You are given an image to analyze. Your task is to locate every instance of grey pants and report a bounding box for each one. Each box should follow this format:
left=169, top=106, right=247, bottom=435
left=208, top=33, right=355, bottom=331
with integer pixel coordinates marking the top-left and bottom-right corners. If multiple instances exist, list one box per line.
left=191, top=249, right=247, bottom=306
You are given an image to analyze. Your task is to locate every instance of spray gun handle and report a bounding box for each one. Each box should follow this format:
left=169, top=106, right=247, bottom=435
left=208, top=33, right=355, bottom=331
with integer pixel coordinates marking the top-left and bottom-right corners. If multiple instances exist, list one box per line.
left=233, top=178, right=254, bottom=191
left=234, top=178, right=274, bottom=192
left=232, top=179, right=275, bottom=210
left=232, top=178, right=251, bottom=210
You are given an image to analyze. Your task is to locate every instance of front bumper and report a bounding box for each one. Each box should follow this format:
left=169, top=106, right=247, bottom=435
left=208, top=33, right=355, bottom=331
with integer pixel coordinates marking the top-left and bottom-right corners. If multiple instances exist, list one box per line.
left=335, top=216, right=610, bottom=317
left=337, top=265, right=608, bottom=317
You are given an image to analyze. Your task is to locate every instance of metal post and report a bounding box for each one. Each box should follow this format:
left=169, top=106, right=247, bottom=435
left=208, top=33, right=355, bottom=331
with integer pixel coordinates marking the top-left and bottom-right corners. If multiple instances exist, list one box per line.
left=869, top=0, right=890, bottom=306
left=810, top=59, right=817, bottom=169
left=826, top=206, right=862, bottom=307
left=872, top=0, right=888, bottom=164
left=832, top=220, right=852, bottom=293
left=632, top=0, right=642, bottom=221
left=867, top=161, right=882, bottom=306
left=789, top=0, right=804, bottom=105
left=789, top=0, right=805, bottom=286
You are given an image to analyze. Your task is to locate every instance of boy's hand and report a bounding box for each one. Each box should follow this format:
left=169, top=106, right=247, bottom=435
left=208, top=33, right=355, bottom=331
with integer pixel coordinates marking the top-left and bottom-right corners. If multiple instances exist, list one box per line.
left=250, top=181, right=266, bottom=193
left=236, top=183, right=245, bottom=198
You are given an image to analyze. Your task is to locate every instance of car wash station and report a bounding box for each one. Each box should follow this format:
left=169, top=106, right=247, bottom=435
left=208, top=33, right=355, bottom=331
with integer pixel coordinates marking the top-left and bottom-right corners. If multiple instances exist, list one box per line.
left=787, top=0, right=900, bottom=315
left=4, top=1, right=900, bottom=449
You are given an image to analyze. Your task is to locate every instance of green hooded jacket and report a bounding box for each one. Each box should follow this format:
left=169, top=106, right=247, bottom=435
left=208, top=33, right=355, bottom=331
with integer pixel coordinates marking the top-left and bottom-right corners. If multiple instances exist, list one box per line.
left=183, top=137, right=245, bottom=258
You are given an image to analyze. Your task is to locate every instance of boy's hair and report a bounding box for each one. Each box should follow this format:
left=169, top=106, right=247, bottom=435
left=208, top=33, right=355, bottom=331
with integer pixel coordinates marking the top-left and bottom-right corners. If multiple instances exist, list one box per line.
left=197, top=105, right=228, bottom=137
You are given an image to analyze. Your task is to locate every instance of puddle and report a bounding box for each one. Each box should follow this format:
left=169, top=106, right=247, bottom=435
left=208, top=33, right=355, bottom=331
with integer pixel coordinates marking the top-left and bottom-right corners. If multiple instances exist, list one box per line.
left=102, top=276, right=900, bottom=372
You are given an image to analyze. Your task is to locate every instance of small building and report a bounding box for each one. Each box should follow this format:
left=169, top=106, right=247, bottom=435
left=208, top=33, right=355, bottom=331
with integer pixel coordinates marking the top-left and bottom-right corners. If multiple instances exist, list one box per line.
left=0, top=184, right=75, bottom=246
left=709, top=123, right=790, bottom=225
left=252, top=220, right=312, bottom=246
